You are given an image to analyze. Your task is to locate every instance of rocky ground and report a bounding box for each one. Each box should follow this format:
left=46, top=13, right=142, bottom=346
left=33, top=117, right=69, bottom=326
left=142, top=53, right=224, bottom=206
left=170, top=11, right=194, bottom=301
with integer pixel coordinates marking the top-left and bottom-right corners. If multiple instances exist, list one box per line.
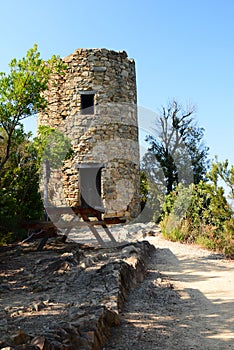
left=0, top=223, right=156, bottom=350
left=0, top=222, right=233, bottom=349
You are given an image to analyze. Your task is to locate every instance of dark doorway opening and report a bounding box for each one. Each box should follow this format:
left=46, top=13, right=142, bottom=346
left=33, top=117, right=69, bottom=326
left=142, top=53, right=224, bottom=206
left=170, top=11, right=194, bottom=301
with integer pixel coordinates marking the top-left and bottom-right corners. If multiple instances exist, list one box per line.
left=81, top=94, right=94, bottom=115
left=77, top=164, right=104, bottom=209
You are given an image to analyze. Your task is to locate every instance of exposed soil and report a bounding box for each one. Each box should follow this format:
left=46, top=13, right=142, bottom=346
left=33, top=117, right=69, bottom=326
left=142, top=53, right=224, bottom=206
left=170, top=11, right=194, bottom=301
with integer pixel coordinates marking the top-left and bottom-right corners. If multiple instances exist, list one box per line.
left=0, top=225, right=233, bottom=349
left=104, top=233, right=234, bottom=350
left=0, top=235, right=154, bottom=349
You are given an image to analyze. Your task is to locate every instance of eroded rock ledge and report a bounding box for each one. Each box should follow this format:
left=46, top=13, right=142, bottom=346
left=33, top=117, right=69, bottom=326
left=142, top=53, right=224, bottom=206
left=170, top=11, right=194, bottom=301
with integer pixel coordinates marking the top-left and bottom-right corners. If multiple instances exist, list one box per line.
left=0, top=239, right=155, bottom=350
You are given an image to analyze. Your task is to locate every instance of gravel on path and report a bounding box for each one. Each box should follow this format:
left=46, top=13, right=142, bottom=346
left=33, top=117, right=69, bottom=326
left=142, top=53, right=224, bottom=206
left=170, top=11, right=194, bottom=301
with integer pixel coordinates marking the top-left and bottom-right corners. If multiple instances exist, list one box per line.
left=104, top=232, right=234, bottom=350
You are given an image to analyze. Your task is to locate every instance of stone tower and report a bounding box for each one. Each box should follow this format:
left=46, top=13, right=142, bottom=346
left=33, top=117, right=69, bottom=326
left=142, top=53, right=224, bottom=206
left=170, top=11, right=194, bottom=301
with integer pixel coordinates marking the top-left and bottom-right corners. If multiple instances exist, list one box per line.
left=38, top=48, right=140, bottom=219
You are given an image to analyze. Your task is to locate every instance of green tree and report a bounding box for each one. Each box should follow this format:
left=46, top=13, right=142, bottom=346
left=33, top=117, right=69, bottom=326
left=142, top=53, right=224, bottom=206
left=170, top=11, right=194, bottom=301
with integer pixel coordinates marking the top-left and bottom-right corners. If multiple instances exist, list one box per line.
left=0, top=125, right=73, bottom=242
left=140, top=152, right=166, bottom=221
left=34, top=125, right=73, bottom=170
left=207, top=158, right=234, bottom=200
left=0, top=129, right=43, bottom=241
left=145, top=100, right=209, bottom=194
left=140, top=170, right=149, bottom=210
left=0, top=44, right=65, bottom=172
left=160, top=179, right=233, bottom=257
left=0, top=45, right=65, bottom=242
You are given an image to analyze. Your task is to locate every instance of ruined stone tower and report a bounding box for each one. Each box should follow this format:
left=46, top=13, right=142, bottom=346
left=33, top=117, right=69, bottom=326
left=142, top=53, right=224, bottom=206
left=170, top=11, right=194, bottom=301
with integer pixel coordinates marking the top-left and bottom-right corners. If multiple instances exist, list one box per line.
left=38, top=48, right=140, bottom=219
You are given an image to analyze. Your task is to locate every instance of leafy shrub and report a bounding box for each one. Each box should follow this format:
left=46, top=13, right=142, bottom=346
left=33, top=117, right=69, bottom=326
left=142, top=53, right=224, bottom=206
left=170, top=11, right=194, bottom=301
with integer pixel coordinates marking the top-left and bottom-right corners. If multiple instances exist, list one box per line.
left=0, top=130, right=43, bottom=243
left=160, top=180, right=234, bottom=258
left=0, top=126, right=74, bottom=244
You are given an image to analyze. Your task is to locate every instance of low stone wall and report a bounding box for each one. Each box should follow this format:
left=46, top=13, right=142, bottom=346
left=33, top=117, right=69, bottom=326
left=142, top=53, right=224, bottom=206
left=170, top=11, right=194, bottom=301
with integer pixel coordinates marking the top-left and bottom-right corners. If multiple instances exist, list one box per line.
left=0, top=240, right=155, bottom=350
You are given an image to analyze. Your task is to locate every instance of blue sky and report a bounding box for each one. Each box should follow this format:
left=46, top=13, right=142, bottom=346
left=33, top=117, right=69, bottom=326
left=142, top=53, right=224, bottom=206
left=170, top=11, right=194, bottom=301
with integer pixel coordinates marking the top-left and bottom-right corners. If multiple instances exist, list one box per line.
left=0, top=0, right=234, bottom=164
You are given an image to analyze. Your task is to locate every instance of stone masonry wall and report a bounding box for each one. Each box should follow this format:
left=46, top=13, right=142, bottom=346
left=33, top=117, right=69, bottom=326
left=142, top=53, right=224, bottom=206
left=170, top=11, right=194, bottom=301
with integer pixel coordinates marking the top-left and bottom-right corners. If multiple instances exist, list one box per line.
left=38, top=48, right=140, bottom=219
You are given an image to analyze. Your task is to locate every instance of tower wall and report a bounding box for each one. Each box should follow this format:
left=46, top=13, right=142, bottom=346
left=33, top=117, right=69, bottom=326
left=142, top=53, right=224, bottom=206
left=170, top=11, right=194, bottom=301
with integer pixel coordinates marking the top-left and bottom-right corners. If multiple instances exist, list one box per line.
left=38, top=48, right=140, bottom=219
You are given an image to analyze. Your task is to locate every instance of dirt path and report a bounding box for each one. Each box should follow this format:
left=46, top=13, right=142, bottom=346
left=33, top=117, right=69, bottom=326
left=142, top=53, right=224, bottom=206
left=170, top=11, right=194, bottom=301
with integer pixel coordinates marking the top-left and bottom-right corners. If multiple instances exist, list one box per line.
left=104, top=233, right=234, bottom=350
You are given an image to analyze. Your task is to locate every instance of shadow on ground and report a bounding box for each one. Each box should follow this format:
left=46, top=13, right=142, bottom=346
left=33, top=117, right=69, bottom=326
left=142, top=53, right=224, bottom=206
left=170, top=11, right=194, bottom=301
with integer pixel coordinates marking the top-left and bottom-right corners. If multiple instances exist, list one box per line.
left=105, top=247, right=234, bottom=350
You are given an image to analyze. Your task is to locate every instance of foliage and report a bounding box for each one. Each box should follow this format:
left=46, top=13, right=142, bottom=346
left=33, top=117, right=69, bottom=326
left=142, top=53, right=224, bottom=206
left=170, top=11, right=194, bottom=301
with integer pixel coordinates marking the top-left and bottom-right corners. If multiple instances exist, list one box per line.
left=0, top=129, right=43, bottom=243
left=0, top=45, right=66, bottom=243
left=34, top=125, right=73, bottom=208
left=0, top=125, right=74, bottom=243
left=34, top=125, right=73, bottom=169
left=140, top=170, right=149, bottom=209
left=222, top=219, right=234, bottom=257
left=140, top=158, right=165, bottom=222
left=207, top=157, right=234, bottom=201
left=145, top=100, right=209, bottom=194
left=160, top=173, right=234, bottom=258
left=0, top=44, right=65, bottom=172
left=142, top=101, right=233, bottom=258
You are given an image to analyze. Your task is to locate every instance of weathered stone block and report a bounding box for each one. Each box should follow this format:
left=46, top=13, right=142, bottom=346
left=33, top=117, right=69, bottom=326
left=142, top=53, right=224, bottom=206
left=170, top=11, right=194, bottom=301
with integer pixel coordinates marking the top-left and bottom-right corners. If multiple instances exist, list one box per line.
left=38, top=48, right=140, bottom=219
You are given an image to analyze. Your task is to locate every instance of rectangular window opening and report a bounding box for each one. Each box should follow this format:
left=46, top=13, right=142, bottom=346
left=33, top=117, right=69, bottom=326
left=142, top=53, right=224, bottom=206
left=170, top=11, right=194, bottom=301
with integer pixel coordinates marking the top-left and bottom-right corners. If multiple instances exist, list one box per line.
left=81, top=94, right=94, bottom=115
